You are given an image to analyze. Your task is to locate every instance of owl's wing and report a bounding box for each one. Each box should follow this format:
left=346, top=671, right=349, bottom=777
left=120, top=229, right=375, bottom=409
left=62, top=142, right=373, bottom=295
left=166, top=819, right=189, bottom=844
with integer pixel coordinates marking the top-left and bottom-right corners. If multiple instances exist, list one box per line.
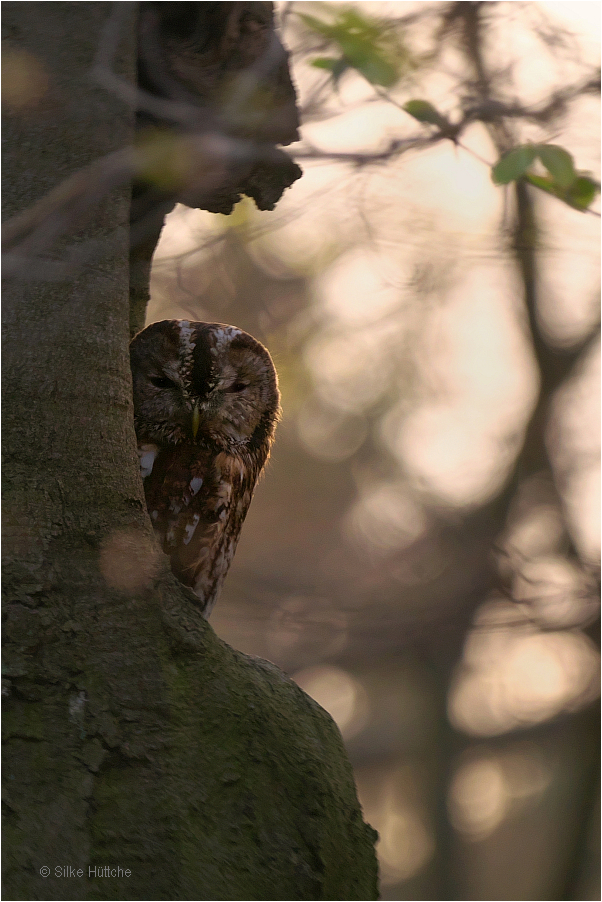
left=142, top=444, right=252, bottom=611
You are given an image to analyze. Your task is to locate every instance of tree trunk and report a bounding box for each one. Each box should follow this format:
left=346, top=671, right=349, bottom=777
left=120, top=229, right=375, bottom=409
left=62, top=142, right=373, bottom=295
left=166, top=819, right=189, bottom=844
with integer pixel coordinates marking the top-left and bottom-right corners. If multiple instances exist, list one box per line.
left=2, top=4, right=378, bottom=899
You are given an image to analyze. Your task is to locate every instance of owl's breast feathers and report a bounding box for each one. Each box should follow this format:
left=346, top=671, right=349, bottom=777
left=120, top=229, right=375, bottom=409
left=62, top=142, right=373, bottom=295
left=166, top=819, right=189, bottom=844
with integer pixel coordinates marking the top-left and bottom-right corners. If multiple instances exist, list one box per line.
left=141, top=442, right=257, bottom=615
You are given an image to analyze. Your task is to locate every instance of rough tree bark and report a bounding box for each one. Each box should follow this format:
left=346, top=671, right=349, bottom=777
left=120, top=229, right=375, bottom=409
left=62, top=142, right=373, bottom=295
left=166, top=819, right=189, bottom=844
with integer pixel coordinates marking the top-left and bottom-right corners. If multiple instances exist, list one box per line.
left=129, top=0, right=303, bottom=335
left=2, top=4, right=378, bottom=899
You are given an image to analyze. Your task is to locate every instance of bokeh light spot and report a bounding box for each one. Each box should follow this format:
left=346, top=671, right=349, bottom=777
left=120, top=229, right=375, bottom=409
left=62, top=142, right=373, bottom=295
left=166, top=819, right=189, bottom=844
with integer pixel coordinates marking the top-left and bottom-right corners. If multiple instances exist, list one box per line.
left=99, top=529, right=161, bottom=595
left=292, top=665, right=370, bottom=740
left=317, top=247, right=402, bottom=326
left=297, top=399, right=368, bottom=462
left=512, top=555, right=592, bottom=628
left=449, top=745, right=551, bottom=840
left=449, top=756, right=507, bottom=839
left=386, top=266, right=538, bottom=506
left=267, top=596, right=349, bottom=668
left=449, top=599, right=600, bottom=736
left=305, top=321, right=398, bottom=414
left=2, top=49, right=49, bottom=111
left=345, top=481, right=427, bottom=554
left=356, top=765, right=435, bottom=886
left=378, top=807, right=435, bottom=883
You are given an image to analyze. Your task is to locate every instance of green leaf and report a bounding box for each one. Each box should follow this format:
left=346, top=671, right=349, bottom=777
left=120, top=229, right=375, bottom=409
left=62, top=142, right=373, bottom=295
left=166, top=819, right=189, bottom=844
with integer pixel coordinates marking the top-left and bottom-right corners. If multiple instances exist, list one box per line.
left=524, top=173, right=558, bottom=194
left=403, top=99, right=448, bottom=128
left=311, top=56, right=349, bottom=83
left=337, top=36, right=400, bottom=87
left=311, top=56, right=340, bottom=72
left=327, top=9, right=383, bottom=45
left=491, top=145, right=537, bottom=184
left=298, top=13, right=334, bottom=38
left=352, top=51, right=398, bottom=88
left=566, top=175, right=600, bottom=210
left=298, top=7, right=408, bottom=89
left=534, top=144, right=576, bottom=188
left=525, top=172, right=600, bottom=210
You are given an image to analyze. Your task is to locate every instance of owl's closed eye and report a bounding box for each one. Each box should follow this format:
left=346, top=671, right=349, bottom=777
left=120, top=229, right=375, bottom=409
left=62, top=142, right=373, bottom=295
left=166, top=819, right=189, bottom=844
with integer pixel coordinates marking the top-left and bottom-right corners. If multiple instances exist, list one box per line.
left=130, top=319, right=280, bottom=617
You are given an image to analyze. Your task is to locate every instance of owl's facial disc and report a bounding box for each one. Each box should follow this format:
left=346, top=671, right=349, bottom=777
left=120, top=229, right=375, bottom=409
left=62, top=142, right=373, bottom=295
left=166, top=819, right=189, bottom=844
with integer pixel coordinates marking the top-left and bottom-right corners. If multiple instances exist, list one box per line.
left=130, top=320, right=279, bottom=452
left=191, top=344, right=275, bottom=446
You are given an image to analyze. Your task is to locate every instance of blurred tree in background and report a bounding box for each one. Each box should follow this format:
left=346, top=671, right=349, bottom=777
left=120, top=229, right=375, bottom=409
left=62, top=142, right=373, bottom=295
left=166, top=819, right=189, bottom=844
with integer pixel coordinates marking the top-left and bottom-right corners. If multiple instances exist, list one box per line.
left=147, top=2, right=600, bottom=898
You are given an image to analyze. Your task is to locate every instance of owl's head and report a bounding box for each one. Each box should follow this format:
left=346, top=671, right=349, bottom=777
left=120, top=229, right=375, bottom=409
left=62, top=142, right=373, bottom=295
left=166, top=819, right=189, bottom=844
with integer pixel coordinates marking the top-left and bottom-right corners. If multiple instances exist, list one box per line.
left=130, top=320, right=280, bottom=457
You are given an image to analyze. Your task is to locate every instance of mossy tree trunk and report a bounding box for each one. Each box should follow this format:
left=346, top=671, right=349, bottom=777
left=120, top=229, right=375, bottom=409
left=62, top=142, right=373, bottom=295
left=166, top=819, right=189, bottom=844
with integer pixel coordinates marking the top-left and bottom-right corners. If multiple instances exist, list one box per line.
left=2, top=4, right=378, bottom=899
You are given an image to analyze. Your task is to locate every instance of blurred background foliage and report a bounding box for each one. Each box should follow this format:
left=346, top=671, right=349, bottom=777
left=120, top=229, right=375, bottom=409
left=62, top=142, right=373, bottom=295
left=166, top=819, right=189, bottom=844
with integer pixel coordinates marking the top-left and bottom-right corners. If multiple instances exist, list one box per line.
left=142, top=2, right=599, bottom=898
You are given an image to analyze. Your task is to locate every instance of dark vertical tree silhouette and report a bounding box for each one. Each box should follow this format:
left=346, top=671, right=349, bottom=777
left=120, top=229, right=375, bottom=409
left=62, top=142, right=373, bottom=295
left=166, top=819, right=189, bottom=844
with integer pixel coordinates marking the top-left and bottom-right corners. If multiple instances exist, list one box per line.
left=2, top=4, right=378, bottom=899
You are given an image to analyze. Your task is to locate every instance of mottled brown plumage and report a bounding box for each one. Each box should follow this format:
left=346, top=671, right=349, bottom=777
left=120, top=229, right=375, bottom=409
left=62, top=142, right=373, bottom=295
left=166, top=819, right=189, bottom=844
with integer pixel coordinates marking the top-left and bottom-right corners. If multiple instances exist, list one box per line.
left=130, top=320, right=280, bottom=617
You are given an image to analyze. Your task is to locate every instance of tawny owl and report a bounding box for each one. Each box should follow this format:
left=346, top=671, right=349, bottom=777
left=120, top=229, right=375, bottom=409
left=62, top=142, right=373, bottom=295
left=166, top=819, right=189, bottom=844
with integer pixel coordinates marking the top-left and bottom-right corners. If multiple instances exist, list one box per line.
left=130, top=320, right=280, bottom=618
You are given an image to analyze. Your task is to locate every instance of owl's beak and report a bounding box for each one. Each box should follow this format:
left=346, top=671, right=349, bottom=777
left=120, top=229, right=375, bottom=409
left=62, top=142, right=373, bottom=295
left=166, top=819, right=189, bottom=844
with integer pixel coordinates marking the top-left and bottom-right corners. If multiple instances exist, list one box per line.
left=192, top=404, right=200, bottom=441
